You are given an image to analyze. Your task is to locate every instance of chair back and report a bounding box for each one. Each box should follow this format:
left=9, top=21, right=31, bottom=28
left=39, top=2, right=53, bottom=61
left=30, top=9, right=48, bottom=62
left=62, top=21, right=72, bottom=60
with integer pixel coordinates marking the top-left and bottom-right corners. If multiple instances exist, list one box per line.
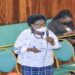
left=54, top=40, right=74, bottom=61
left=0, top=49, right=17, bottom=72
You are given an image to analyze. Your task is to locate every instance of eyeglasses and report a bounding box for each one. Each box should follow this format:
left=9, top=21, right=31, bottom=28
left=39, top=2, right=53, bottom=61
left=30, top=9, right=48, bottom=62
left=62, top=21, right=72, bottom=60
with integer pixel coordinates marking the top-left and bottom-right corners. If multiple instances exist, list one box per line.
left=34, top=22, right=46, bottom=25
left=34, top=22, right=46, bottom=28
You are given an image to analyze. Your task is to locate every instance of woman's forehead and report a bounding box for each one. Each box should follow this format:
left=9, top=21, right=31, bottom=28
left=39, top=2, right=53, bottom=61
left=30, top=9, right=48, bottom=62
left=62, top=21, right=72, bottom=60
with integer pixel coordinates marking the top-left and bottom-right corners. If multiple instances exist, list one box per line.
left=34, top=19, right=45, bottom=24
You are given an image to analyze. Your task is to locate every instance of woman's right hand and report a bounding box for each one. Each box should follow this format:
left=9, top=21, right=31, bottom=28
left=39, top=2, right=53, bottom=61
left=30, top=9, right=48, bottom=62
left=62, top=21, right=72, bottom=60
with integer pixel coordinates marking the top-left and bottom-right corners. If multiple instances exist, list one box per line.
left=27, top=47, right=41, bottom=53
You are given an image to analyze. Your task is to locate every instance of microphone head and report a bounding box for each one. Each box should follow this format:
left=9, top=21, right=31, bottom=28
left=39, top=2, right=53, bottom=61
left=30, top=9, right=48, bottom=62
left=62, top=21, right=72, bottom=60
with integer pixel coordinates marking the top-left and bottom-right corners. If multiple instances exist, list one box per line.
left=46, top=30, right=49, bottom=37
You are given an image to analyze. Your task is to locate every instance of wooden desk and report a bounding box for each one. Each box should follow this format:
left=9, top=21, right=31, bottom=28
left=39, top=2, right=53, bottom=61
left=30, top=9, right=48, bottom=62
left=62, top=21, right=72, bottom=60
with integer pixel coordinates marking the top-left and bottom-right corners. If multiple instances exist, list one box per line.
left=58, top=34, right=75, bottom=39
left=0, top=44, right=14, bottom=50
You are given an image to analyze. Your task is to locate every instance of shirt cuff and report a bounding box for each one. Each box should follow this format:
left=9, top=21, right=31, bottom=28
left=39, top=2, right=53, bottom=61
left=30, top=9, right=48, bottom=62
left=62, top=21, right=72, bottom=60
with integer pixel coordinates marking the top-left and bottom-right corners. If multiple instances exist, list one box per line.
left=52, top=42, right=62, bottom=49
left=21, top=47, right=27, bottom=53
left=14, top=47, right=27, bottom=54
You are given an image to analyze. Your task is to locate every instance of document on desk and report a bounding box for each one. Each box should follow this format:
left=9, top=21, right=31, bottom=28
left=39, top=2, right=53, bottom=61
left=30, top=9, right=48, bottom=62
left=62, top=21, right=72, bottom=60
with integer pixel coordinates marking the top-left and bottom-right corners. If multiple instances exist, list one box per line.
left=70, top=64, right=75, bottom=66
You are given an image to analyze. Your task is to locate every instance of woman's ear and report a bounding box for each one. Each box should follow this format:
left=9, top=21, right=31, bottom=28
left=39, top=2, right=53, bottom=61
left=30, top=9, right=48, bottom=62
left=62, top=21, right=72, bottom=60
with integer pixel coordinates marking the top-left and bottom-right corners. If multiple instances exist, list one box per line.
left=31, top=24, right=36, bottom=30
left=31, top=24, right=36, bottom=33
left=31, top=24, right=34, bottom=28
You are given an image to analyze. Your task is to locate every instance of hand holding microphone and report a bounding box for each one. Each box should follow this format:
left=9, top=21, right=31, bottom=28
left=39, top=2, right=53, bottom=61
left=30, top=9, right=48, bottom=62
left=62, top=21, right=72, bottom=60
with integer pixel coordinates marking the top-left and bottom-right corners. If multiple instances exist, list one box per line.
left=46, top=30, right=55, bottom=45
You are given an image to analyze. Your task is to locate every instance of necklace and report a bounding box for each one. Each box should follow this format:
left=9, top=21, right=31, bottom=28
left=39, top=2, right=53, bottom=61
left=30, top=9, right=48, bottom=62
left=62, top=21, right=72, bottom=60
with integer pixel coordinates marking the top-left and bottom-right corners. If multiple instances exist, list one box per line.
left=33, top=33, right=43, bottom=39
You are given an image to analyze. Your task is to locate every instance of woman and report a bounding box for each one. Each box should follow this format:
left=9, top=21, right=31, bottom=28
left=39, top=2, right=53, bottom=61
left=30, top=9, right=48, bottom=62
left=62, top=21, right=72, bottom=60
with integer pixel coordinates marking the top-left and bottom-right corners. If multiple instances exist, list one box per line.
left=14, top=14, right=60, bottom=75
left=48, top=9, right=75, bottom=44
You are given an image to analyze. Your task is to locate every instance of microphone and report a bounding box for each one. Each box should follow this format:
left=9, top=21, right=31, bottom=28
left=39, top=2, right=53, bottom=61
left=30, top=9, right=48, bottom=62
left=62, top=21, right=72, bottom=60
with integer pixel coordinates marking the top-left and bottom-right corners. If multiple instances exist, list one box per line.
left=46, top=29, right=49, bottom=37
left=46, top=29, right=49, bottom=47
